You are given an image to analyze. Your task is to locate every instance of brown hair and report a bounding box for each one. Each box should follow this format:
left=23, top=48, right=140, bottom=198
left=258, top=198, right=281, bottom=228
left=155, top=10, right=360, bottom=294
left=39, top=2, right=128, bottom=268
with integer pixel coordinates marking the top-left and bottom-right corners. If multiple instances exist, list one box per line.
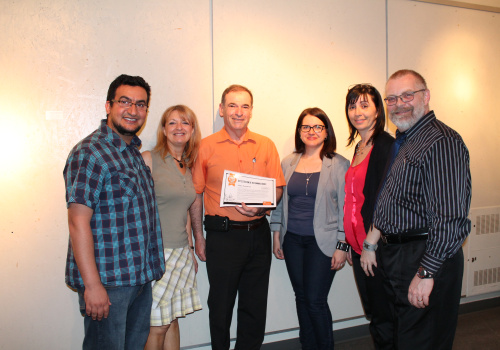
left=221, top=84, right=253, bottom=106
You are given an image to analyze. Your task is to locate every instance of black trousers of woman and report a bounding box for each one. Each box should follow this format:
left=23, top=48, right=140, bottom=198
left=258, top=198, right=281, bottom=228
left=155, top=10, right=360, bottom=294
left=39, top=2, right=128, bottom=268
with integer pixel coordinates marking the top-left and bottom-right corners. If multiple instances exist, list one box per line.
left=351, top=247, right=395, bottom=349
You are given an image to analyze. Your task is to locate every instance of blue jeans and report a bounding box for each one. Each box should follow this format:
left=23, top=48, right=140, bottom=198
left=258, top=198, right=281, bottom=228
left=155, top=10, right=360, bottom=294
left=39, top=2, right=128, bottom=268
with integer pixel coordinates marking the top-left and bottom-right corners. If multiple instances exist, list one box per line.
left=78, top=283, right=152, bottom=350
left=283, top=232, right=336, bottom=350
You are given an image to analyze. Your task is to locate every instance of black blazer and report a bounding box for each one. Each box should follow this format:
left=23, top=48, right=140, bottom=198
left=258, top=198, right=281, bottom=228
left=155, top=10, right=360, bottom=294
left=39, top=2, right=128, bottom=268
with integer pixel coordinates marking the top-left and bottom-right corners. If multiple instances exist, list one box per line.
left=360, top=131, right=394, bottom=233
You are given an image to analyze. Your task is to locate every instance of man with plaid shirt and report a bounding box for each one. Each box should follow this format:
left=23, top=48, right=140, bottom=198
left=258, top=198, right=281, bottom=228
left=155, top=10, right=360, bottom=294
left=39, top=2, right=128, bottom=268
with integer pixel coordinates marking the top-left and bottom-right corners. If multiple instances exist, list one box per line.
left=64, top=74, right=165, bottom=350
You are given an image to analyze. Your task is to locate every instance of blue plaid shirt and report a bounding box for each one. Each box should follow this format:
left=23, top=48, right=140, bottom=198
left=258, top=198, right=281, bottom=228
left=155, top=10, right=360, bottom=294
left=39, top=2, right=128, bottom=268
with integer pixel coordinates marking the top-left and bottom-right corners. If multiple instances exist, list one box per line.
left=64, top=119, right=165, bottom=289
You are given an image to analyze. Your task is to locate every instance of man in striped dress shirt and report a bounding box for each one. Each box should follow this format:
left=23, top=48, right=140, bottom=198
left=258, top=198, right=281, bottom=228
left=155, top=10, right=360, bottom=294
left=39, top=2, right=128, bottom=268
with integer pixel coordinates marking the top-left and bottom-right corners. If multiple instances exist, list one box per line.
left=361, top=69, right=471, bottom=349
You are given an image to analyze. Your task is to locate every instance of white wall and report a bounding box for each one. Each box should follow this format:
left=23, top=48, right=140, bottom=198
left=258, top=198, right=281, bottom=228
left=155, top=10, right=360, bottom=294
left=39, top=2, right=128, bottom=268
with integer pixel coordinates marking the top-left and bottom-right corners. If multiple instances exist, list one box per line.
left=0, top=1, right=212, bottom=348
left=1, top=0, right=499, bottom=349
left=388, top=0, right=500, bottom=208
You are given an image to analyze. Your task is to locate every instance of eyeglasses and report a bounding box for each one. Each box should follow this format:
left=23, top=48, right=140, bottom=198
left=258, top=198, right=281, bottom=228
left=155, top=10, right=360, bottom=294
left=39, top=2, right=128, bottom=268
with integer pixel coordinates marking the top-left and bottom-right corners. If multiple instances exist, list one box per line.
left=384, top=89, right=426, bottom=106
left=112, top=99, right=148, bottom=111
left=299, top=125, right=325, bottom=133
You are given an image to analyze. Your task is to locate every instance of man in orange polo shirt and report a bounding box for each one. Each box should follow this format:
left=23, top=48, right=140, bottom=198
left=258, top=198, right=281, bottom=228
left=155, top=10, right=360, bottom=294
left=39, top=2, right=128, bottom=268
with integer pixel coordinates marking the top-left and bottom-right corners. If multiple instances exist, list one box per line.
left=190, top=84, right=285, bottom=350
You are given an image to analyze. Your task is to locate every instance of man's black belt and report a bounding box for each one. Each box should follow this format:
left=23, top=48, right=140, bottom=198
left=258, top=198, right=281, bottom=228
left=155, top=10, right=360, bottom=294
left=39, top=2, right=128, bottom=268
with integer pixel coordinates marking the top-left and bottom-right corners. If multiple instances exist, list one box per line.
left=381, top=228, right=428, bottom=244
left=229, top=217, right=267, bottom=231
left=204, top=215, right=267, bottom=232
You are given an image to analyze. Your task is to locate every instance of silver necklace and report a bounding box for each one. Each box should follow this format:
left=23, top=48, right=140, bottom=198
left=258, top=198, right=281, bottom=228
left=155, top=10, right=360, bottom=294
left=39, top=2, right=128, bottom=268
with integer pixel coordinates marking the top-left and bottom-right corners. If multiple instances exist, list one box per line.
left=305, top=171, right=314, bottom=196
left=355, top=140, right=372, bottom=156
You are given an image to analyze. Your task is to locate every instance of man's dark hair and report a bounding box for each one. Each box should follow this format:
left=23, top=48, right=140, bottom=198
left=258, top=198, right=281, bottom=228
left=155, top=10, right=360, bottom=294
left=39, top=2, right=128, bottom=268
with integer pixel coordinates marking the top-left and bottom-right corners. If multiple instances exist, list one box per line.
left=106, top=74, right=151, bottom=107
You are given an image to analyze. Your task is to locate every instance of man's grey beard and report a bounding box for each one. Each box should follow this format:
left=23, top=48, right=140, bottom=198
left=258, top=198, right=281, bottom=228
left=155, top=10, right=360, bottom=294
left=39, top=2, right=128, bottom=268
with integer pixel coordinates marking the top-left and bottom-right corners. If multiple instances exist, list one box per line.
left=389, top=103, right=426, bottom=132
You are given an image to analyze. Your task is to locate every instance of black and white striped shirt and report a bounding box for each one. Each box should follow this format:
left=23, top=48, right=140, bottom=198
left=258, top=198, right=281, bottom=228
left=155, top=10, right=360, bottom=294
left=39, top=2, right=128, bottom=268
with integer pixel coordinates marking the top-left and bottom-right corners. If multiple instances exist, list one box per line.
left=374, top=111, right=471, bottom=274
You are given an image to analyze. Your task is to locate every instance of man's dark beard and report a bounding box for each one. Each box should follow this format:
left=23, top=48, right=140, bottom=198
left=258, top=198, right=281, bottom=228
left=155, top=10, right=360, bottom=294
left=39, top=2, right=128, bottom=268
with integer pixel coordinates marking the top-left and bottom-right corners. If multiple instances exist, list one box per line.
left=112, top=120, right=141, bottom=136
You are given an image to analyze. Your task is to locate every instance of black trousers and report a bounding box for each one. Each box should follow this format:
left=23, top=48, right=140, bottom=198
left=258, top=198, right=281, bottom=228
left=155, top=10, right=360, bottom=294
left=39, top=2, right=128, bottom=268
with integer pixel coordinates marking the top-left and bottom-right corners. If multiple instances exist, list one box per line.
left=352, top=247, right=395, bottom=349
left=380, top=240, right=464, bottom=350
left=205, top=221, right=272, bottom=350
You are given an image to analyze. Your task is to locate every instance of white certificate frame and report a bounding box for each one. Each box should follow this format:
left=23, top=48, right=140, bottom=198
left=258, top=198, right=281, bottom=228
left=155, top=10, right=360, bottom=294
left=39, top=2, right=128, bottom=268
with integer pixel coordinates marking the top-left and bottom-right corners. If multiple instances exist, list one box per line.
left=220, top=170, right=276, bottom=208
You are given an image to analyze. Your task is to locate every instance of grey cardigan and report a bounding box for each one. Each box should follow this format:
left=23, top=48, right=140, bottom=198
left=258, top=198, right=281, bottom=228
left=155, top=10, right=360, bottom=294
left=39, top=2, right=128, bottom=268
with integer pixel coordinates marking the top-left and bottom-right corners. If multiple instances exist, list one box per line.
left=270, top=152, right=350, bottom=257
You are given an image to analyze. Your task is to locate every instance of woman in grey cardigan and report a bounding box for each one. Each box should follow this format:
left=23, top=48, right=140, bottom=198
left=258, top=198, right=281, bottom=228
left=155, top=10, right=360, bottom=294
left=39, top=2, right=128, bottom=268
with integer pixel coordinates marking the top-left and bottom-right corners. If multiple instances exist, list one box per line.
left=270, top=107, right=350, bottom=350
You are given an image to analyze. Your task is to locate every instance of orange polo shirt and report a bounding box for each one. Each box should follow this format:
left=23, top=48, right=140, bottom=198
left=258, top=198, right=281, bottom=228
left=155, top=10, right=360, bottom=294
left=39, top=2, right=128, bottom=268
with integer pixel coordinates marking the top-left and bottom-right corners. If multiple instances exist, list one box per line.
left=192, top=127, right=286, bottom=222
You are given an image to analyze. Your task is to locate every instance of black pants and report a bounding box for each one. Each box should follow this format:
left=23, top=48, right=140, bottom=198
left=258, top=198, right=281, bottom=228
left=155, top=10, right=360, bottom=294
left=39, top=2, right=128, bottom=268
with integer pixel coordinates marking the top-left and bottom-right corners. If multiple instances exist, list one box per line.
left=205, top=221, right=272, bottom=350
left=380, top=241, right=464, bottom=350
left=352, top=247, right=395, bottom=349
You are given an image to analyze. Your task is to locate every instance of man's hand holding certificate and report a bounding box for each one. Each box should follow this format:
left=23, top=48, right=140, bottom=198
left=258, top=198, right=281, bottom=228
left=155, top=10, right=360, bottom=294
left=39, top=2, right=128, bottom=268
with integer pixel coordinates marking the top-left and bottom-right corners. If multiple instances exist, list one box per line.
left=220, top=170, right=276, bottom=207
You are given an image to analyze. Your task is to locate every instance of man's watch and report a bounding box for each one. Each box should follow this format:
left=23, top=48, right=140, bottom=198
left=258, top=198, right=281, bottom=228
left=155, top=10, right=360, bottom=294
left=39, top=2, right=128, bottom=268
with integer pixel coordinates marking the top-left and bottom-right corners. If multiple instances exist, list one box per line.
left=417, top=266, right=434, bottom=279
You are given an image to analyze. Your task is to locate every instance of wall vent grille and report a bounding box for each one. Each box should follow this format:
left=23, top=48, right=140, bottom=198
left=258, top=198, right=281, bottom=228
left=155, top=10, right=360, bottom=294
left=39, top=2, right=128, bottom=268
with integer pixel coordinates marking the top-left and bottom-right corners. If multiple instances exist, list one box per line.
left=476, top=213, right=500, bottom=235
left=474, top=267, right=500, bottom=286
left=464, top=207, right=500, bottom=296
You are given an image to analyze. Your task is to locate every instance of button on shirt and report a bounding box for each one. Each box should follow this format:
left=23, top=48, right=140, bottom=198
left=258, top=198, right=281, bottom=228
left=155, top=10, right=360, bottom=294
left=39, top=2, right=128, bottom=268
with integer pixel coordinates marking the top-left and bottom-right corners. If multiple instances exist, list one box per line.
left=373, top=111, right=471, bottom=274
left=64, top=119, right=165, bottom=289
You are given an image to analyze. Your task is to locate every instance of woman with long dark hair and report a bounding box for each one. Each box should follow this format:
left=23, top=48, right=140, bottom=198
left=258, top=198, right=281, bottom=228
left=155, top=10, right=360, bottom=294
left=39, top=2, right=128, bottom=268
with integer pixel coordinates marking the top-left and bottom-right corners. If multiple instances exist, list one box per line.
left=344, top=84, right=395, bottom=349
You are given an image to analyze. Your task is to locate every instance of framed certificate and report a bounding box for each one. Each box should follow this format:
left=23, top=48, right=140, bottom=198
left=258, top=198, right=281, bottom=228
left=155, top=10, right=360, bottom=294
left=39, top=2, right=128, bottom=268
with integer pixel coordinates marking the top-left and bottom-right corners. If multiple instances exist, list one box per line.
left=220, top=170, right=276, bottom=207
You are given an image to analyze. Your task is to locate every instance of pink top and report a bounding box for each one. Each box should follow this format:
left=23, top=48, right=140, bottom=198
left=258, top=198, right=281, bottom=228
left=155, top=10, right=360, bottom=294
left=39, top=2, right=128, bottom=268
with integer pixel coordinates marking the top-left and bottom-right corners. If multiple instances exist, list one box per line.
left=344, top=148, right=373, bottom=254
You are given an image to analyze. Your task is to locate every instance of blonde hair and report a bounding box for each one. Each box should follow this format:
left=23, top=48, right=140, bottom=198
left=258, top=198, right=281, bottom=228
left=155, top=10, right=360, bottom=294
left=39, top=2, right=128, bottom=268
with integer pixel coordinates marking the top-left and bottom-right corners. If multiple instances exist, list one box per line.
left=153, top=105, right=201, bottom=168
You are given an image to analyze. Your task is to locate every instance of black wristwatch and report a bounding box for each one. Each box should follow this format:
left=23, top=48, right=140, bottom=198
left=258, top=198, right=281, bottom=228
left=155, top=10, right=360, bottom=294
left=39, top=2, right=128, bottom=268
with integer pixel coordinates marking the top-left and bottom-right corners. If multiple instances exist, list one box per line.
left=336, top=241, right=350, bottom=252
left=417, top=266, right=434, bottom=279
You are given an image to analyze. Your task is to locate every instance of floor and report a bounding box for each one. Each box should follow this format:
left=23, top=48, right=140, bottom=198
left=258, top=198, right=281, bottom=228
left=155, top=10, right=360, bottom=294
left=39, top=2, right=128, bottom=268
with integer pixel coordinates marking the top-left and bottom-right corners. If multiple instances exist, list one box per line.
left=262, top=304, right=500, bottom=350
